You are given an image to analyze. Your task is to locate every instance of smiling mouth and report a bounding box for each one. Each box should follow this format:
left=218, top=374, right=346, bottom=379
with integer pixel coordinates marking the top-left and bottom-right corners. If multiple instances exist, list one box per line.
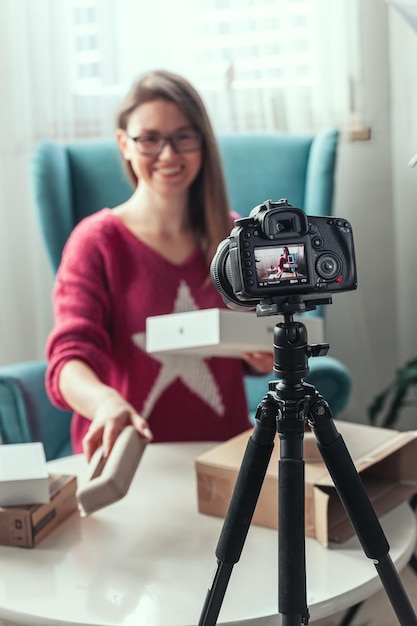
left=157, top=166, right=183, bottom=176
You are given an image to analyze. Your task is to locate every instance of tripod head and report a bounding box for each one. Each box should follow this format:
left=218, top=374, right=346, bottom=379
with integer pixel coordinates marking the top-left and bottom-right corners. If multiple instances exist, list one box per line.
left=256, top=293, right=331, bottom=386
left=272, top=315, right=328, bottom=385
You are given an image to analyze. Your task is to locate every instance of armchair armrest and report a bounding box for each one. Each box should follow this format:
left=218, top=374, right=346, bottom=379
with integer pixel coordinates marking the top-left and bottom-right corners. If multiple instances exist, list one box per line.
left=0, top=360, right=72, bottom=460
left=306, top=355, right=352, bottom=415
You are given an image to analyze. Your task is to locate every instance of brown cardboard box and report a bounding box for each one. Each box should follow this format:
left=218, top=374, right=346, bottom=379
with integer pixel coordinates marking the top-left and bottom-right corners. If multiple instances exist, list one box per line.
left=0, top=473, right=78, bottom=547
left=195, top=421, right=417, bottom=547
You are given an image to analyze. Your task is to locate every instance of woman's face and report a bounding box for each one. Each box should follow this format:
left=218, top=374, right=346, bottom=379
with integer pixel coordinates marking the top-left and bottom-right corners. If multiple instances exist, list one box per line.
left=119, top=99, right=202, bottom=198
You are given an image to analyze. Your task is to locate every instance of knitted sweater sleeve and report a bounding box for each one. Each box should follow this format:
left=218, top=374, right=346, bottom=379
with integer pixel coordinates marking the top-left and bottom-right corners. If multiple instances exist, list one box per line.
left=45, top=215, right=115, bottom=410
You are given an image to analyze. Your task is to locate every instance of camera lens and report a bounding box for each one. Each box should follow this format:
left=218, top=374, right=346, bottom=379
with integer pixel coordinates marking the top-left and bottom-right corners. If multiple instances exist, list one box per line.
left=210, top=240, right=259, bottom=311
left=315, top=253, right=341, bottom=281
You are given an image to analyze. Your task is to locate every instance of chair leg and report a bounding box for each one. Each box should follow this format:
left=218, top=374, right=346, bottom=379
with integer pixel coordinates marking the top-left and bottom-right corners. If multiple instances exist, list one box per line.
left=409, top=554, right=417, bottom=575
left=409, top=495, right=417, bottom=575
left=337, top=602, right=362, bottom=626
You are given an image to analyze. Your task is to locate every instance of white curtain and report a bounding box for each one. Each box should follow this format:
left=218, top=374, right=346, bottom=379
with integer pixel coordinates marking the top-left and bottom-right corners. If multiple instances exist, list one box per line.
left=0, top=0, right=361, bottom=366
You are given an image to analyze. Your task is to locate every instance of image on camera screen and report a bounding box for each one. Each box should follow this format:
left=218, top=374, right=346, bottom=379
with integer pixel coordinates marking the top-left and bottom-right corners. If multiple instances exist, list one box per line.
left=254, top=243, right=309, bottom=287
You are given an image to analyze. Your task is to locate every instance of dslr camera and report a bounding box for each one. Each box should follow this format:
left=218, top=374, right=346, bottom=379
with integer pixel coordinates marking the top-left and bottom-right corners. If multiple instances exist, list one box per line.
left=211, top=199, right=357, bottom=312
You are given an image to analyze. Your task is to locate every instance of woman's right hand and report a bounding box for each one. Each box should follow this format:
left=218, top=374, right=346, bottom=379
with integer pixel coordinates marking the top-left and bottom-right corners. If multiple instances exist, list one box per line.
left=82, top=390, right=153, bottom=461
left=58, top=360, right=153, bottom=461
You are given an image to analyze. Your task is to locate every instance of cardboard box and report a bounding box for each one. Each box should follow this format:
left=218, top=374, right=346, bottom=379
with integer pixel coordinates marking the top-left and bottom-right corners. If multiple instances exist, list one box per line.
left=195, top=421, right=417, bottom=547
left=144, top=308, right=324, bottom=357
left=0, top=473, right=78, bottom=547
left=0, top=442, right=49, bottom=506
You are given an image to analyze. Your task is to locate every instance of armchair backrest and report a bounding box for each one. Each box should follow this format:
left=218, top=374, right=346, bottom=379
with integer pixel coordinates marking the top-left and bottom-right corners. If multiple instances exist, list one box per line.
left=31, top=129, right=338, bottom=274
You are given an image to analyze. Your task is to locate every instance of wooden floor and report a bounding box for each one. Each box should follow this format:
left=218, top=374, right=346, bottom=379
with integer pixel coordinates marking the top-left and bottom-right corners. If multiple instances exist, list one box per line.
left=312, top=563, right=417, bottom=625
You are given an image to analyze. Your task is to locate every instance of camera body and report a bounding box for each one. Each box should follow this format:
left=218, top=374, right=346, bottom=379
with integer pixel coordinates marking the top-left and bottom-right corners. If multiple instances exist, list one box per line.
left=211, top=199, right=357, bottom=311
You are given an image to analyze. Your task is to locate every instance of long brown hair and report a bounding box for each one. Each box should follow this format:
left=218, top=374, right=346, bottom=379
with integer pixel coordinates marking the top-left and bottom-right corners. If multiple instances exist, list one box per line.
left=116, top=70, right=232, bottom=268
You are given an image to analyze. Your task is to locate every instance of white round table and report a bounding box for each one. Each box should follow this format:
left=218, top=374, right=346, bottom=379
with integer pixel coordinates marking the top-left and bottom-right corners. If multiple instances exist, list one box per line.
left=0, top=442, right=415, bottom=626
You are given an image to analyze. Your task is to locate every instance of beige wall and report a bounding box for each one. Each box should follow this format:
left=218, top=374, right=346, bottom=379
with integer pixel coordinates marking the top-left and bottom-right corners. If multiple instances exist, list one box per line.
left=326, top=0, right=417, bottom=430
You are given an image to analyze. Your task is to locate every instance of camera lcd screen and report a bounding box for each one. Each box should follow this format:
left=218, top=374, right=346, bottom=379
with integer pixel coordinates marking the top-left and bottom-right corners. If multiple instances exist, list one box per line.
left=254, top=243, right=309, bottom=288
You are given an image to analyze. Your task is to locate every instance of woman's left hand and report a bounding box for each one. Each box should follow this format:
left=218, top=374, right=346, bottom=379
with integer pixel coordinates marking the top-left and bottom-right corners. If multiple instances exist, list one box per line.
left=241, top=351, right=274, bottom=374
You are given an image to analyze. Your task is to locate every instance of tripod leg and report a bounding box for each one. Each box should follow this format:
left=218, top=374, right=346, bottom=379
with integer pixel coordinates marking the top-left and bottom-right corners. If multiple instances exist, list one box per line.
left=198, top=399, right=277, bottom=626
left=277, top=411, right=310, bottom=625
left=308, top=397, right=417, bottom=626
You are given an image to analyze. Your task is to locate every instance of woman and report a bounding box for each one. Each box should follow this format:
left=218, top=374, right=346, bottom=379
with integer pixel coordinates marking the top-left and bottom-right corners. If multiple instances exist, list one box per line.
left=46, top=70, right=273, bottom=461
left=278, top=246, right=290, bottom=275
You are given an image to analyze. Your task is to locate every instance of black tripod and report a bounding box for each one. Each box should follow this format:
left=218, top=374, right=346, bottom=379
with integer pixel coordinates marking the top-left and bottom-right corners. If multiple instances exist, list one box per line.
left=198, top=304, right=417, bottom=626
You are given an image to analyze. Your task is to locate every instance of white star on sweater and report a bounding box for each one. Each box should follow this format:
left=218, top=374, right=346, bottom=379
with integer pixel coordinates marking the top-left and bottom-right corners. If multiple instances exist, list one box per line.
left=132, top=281, right=224, bottom=419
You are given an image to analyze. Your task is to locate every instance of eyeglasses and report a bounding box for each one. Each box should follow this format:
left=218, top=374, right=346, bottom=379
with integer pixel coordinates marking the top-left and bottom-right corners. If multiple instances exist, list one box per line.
left=127, top=130, right=202, bottom=156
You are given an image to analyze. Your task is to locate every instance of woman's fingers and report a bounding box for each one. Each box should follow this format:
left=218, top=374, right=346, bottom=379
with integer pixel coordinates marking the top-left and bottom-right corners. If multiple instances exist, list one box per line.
left=83, top=409, right=153, bottom=461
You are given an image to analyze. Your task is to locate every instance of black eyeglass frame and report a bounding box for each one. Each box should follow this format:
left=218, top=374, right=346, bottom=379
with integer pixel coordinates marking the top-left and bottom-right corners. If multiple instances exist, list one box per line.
left=126, top=130, right=203, bottom=156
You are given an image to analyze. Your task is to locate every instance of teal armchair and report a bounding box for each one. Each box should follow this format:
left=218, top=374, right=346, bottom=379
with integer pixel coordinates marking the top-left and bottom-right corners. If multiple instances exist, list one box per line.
left=0, top=130, right=352, bottom=459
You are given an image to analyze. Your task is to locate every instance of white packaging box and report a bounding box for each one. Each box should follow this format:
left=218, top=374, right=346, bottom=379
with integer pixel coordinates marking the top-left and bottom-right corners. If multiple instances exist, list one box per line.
left=0, top=442, right=50, bottom=506
left=144, top=308, right=324, bottom=358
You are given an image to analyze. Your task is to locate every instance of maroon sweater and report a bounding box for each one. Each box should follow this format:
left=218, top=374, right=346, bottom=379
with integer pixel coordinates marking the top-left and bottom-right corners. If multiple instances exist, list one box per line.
left=46, top=209, right=251, bottom=453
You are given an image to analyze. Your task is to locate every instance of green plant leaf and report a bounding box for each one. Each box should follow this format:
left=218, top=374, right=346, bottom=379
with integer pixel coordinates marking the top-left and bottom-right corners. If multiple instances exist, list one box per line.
left=368, top=357, right=417, bottom=428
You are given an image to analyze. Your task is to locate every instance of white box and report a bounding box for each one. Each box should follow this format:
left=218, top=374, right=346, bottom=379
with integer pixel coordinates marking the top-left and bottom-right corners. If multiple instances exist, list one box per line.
left=144, top=308, right=324, bottom=358
left=0, top=443, right=49, bottom=506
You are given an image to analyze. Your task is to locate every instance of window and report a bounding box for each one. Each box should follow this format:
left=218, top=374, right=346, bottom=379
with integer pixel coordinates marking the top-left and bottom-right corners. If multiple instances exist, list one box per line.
left=72, top=0, right=118, bottom=95
left=56, top=0, right=362, bottom=135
